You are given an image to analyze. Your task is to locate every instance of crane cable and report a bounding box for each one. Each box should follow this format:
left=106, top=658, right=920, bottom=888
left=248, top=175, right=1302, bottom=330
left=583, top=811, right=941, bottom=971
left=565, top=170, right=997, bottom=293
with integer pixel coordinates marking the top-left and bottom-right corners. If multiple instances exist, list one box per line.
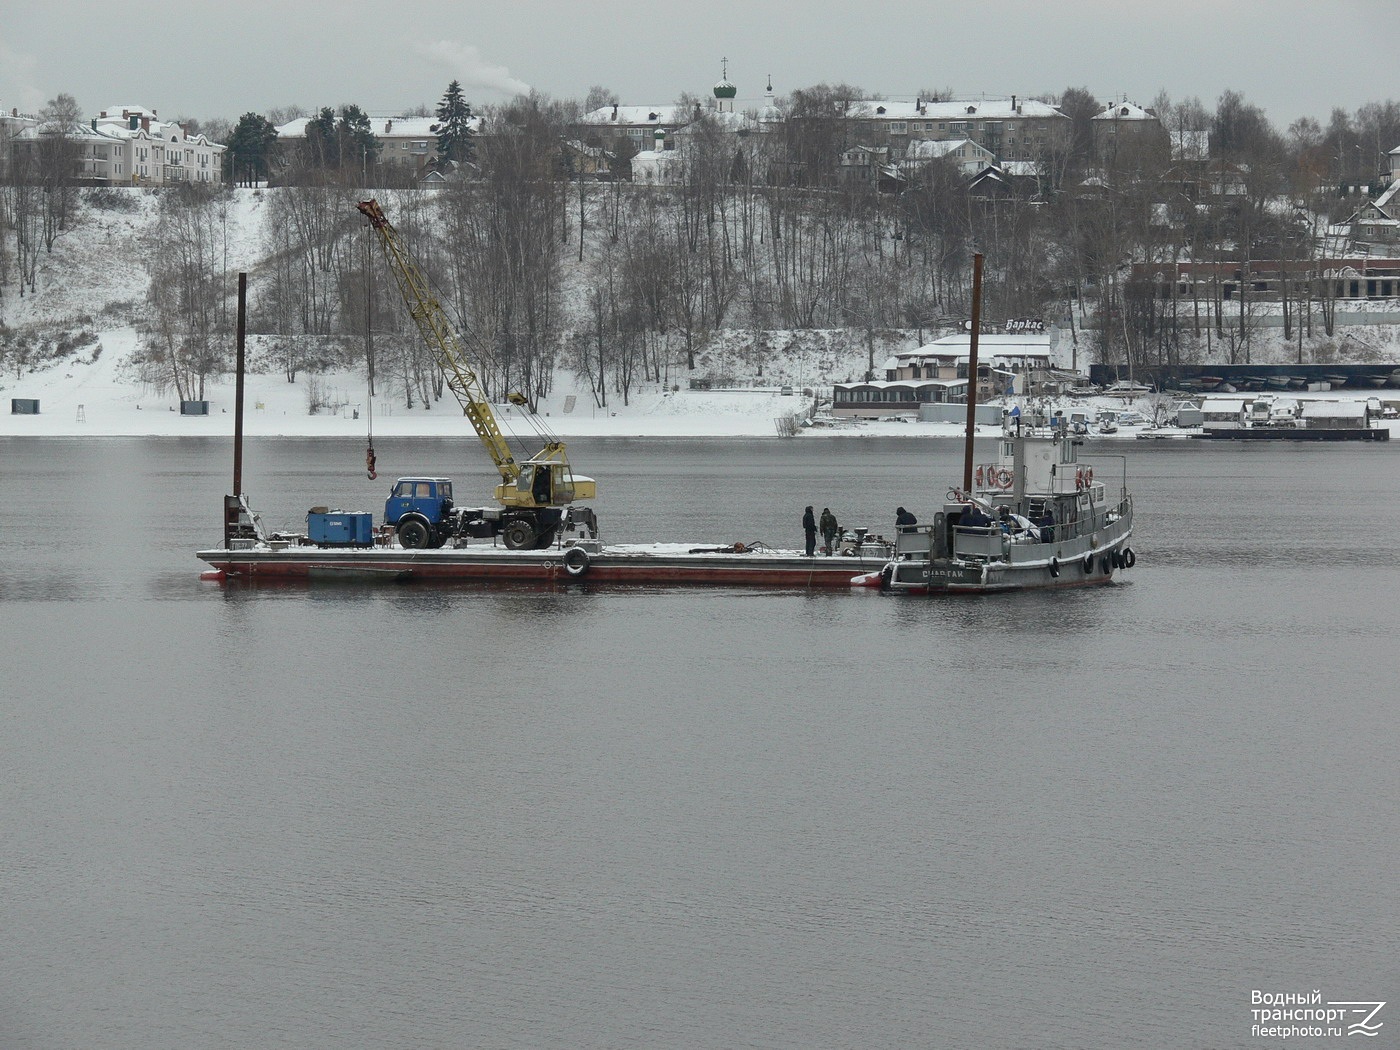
left=365, top=248, right=377, bottom=481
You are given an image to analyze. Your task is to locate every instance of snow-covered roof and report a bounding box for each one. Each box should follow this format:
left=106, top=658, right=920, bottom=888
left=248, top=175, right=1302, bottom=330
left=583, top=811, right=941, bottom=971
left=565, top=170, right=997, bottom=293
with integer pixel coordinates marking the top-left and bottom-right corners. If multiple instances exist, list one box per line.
left=998, top=160, right=1040, bottom=178
left=897, top=333, right=1052, bottom=361
left=670, top=110, right=760, bottom=138
left=848, top=98, right=1065, bottom=121
left=1303, top=400, right=1366, bottom=419
left=16, top=121, right=122, bottom=142
left=1370, top=180, right=1400, bottom=216
left=906, top=137, right=989, bottom=160
left=835, top=378, right=962, bottom=389
left=98, top=105, right=156, bottom=120
left=274, top=114, right=475, bottom=140
left=1093, top=101, right=1156, bottom=121
left=581, top=105, right=689, bottom=126
left=92, top=106, right=221, bottom=145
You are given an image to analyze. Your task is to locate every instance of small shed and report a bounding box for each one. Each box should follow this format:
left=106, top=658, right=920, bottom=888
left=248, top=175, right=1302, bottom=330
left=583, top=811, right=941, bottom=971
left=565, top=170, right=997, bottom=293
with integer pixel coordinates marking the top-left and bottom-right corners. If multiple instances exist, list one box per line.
left=1201, top=397, right=1248, bottom=432
left=1301, top=400, right=1368, bottom=429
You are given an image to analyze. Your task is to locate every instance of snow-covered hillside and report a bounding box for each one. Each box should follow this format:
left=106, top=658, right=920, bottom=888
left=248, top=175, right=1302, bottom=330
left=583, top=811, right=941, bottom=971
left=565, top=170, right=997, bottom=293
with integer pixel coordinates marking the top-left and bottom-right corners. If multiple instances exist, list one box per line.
left=0, top=186, right=915, bottom=435
left=5, top=185, right=1400, bottom=439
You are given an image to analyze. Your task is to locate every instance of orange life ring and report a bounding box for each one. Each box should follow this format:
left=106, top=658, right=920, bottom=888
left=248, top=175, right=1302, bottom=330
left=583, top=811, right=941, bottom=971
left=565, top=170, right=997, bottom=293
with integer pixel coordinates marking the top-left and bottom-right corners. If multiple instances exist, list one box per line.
left=975, top=465, right=985, bottom=487
left=1084, top=466, right=1094, bottom=485
left=1075, top=467, right=1084, bottom=491
left=996, top=468, right=1013, bottom=489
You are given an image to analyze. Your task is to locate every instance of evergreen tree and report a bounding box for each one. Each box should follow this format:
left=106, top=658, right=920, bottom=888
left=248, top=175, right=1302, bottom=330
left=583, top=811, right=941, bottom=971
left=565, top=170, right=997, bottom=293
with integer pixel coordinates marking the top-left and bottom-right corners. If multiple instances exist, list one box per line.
left=337, top=104, right=380, bottom=171
left=225, top=112, right=279, bottom=186
left=433, top=80, right=476, bottom=164
left=303, top=107, right=339, bottom=168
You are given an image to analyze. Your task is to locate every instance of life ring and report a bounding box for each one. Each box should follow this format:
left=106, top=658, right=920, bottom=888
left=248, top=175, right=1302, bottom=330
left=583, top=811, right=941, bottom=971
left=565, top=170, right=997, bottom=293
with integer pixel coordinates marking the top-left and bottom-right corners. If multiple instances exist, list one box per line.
left=1121, top=547, right=1136, bottom=569
left=1049, top=557, right=1060, bottom=578
left=996, top=468, right=1013, bottom=489
left=1081, top=552, right=1094, bottom=574
left=1075, top=467, right=1084, bottom=491
left=1084, top=466, right=1094, bottom=486
left=562, top=546, right=590, bottom=577
left=975, top=465, right=985, bottom=487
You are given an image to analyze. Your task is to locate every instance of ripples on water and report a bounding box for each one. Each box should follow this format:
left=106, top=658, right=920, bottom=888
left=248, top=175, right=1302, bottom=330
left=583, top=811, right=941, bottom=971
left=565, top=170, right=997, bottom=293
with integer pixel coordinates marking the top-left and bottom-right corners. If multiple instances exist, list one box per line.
left=3, top=436, right=1398, bottom=1048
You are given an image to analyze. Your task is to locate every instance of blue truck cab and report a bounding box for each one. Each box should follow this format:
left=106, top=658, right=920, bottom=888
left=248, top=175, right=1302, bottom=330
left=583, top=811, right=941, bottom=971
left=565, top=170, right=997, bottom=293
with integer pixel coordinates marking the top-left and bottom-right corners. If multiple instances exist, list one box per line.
left=384, top=477, right=454, bottom=548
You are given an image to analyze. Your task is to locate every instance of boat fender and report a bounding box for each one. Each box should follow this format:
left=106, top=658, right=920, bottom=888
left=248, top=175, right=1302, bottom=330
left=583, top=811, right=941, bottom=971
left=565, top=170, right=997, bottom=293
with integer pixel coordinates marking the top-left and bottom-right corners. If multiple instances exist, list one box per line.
left=1081, top=552, right=1094, bottom=574
left=1049, top=557, right=1060, bottom=578
left=1100, top=555, right=1113, bottom=575
left=1111, top=549, right=1123, bottom=570
left=563, top=546, right=590, bottom=577
left=1121, top=547, right=1136, bottom=569
left=879, top=563, right=894, bottom=590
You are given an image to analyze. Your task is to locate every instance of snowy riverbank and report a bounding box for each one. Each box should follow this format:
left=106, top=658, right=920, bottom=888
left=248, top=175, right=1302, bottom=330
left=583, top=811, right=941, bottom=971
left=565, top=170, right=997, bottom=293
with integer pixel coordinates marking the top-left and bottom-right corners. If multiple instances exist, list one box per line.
left=5, top=326, right=1400, bottom=441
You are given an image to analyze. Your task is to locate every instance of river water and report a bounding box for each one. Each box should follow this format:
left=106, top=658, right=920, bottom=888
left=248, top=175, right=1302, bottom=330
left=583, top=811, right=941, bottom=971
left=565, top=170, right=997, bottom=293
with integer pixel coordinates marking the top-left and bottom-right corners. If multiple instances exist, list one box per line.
left=2, top=434, right=1398, bottom=1049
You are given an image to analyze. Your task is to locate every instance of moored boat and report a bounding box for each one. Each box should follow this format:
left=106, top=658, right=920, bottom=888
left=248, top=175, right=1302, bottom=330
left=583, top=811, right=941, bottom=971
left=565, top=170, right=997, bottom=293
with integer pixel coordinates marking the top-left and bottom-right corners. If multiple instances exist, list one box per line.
left=873, top=416, right=1135, bottom=594
left=869, top=252, right=1136, bottom=596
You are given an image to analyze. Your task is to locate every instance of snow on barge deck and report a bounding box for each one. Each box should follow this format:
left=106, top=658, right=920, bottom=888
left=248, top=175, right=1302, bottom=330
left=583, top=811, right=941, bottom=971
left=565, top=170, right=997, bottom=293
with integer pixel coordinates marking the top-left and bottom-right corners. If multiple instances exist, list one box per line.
left=197, top=538, right=887, bottom=588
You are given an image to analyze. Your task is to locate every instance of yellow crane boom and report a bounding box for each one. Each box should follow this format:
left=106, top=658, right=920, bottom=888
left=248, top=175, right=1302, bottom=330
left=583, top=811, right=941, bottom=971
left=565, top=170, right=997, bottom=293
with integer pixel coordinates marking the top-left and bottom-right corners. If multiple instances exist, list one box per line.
left=356, top=198, right=594, bottom=515
left=356, top=197, right=520, bottom=479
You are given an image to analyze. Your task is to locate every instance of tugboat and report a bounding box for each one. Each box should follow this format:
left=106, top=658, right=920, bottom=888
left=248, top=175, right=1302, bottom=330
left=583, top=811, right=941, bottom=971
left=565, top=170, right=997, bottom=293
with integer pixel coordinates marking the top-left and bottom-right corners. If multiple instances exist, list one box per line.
left=872, top=411, right=1136, bottom=594
left=869, top=253, right=1136, bottom=595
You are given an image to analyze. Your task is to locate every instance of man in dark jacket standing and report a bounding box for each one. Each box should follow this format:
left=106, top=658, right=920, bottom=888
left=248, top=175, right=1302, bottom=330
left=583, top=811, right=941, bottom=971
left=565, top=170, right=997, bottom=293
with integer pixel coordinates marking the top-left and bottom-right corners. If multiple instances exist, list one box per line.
left=802, top=506, right=817, bottom=557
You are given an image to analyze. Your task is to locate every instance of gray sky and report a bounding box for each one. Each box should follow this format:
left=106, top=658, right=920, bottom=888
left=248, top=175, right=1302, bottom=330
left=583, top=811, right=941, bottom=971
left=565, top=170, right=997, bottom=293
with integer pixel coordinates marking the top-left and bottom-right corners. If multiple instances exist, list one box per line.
left=3, top=0, right=1395, bottom=130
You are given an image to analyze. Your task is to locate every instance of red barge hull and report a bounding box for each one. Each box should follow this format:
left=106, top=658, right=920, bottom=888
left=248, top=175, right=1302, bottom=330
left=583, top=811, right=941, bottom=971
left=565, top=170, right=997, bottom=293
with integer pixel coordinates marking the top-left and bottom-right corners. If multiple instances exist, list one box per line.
left=197, top=544, right=886, bottom=588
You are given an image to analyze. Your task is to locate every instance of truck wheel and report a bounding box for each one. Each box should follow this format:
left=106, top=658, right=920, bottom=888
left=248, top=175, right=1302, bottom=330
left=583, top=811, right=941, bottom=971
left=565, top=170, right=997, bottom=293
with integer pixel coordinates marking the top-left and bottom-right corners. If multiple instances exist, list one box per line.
left=533, top=527, right=558, bottom=550
left=397, top=519, right=430, bottom=549
left=502, top=520, right=536, bottom=550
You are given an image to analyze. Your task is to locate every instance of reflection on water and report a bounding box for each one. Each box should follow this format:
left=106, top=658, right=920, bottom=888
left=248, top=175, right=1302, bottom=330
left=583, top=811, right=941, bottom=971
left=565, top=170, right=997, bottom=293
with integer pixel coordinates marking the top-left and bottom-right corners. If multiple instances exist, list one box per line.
left=3, top=436, right=1399, bottom=1049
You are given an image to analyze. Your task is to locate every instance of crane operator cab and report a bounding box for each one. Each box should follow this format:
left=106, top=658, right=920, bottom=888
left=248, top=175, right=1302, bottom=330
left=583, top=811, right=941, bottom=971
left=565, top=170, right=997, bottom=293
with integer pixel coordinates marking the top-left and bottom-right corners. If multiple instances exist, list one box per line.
left=498, top=461, right=598, bottom=509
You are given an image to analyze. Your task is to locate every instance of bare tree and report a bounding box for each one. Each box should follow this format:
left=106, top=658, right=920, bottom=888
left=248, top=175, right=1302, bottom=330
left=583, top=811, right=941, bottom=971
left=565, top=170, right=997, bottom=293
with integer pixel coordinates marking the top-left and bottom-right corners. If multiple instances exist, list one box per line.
left=137, top=185, right=235, bottom=400
left=36, top=94, right=84, bottom=251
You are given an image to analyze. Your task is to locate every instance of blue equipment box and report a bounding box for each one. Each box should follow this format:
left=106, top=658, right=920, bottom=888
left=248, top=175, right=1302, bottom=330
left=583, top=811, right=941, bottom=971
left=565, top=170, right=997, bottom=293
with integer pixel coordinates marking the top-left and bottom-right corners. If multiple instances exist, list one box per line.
left=308, top=510, right=375, bottom=547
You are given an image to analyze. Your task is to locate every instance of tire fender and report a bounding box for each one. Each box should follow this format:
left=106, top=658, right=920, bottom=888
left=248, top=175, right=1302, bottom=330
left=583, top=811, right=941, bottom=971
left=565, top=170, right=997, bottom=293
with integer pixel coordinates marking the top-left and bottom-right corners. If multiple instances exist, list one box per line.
left=562, top=546, right=590, bottom=577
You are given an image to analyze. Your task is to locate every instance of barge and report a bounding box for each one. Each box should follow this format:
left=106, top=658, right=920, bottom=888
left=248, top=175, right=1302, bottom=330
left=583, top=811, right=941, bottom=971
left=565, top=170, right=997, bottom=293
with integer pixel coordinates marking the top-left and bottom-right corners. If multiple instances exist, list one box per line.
left=198, top=529, right=892, bottom=588
left=1195, top=427, right=1389, bottom=441
left=1195, top=393, right=1391, bottom=441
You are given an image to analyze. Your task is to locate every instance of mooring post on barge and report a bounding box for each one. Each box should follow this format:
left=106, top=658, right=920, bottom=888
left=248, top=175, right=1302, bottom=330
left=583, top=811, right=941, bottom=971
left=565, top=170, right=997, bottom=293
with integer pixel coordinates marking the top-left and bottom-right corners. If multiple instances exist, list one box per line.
left=223, top=272, right=251, bottom=549
left=962, top=252, right=984, bottom=494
